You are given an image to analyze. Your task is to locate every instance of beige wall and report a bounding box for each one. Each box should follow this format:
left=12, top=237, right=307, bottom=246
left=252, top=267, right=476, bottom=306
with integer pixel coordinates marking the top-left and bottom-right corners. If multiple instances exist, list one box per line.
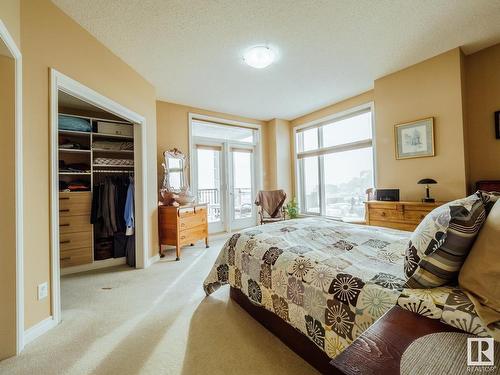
left=289, top=49, right=469, bottom=202
left=465, top=43, right=500, bottom=186
left=374, top=48, right=467, bottom=201
left=265, top=119, right=292, bottom=198
left=22, top=0, right=158, bottom=329
left=0, top=0, right=20, bottom=48
left=0, top=54, right=17, bottom=360
left=156, top=100, right=266, bottom=188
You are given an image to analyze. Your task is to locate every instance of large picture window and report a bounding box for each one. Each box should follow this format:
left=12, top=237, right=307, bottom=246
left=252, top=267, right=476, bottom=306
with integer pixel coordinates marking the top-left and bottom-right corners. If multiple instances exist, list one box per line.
left=296, top=108, right=374, bottom=220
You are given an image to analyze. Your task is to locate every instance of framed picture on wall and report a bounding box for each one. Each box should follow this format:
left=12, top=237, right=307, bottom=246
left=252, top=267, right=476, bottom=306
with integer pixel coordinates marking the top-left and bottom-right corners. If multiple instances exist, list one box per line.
left=395, top=117, right=435, bottom=160
left=495, top=111, right=500, bottom=139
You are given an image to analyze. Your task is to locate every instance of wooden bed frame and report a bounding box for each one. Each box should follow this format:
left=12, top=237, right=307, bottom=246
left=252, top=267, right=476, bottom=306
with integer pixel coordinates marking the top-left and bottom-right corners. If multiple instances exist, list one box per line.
left=230, top=287, right=461, bottom=374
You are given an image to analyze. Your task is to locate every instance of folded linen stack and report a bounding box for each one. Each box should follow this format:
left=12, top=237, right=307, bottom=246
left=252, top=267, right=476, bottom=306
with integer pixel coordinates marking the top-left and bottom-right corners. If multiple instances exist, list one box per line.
left=94, top=157, right=134, bottom=166
left=92, top=140, right=134, bottom=151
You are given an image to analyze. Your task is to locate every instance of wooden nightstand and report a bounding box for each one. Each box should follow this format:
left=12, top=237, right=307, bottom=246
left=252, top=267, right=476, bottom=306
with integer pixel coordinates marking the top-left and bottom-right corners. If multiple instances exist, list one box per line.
left=331, top=306, right=460, bottom=375
left=365, top=200, right=442, bottom=231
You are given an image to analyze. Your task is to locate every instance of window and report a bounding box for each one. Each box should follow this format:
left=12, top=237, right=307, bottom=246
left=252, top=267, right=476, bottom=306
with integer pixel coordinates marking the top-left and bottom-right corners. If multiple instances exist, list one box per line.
left=296, top=108, right=374, bottom=220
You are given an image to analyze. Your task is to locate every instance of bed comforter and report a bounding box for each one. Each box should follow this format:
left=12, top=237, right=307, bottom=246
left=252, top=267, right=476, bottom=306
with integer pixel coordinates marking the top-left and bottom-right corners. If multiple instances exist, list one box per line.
left=203, top=218, right=495, bottom=358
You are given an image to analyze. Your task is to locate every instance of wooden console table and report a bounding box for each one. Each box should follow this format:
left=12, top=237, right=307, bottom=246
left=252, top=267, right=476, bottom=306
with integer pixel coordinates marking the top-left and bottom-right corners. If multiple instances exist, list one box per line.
left=365, top=200, right=442, bottom=231
left=158, top=203, right=209, bottom=260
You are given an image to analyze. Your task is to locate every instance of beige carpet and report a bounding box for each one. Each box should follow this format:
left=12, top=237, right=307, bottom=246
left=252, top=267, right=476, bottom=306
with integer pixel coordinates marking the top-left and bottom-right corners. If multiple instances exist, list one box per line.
left=0, top=237, right=317, bottom=375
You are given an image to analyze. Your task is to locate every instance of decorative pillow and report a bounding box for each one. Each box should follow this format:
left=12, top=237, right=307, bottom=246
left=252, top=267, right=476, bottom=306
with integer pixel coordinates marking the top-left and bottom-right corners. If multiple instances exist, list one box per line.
left=477, top=190, right=500, bottom=216
left=404, top=193, right=486, bottom=288
left=458, top=199, right=500, bottom=340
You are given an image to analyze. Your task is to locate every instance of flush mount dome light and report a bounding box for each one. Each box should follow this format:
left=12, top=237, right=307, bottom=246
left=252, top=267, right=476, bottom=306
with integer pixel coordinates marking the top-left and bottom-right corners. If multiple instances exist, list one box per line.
left=243, top=46, right=276, bottom=69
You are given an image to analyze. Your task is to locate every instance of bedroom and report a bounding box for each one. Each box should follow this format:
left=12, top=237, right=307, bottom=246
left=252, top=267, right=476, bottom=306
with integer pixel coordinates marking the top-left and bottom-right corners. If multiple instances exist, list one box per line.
left=0, top=0, right=499, bottom=374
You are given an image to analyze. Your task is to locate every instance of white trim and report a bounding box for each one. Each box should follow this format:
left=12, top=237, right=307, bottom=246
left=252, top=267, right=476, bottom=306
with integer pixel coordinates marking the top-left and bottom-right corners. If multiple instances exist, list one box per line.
left=292, top=101, right=376, bottom=217
left=147, top=254, right=161, bottom=267
left=60, top=257, right=127, bottom=276
left=0, top=20, right=24, bottom=355
left=23, top=317, right=57, bottom=346
left=49, top=69, right=150, bottom=330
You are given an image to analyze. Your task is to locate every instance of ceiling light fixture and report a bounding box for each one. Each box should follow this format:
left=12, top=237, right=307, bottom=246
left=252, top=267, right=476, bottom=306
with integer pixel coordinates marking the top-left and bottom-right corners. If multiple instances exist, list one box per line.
left=243, top=46, right=276, bottom=69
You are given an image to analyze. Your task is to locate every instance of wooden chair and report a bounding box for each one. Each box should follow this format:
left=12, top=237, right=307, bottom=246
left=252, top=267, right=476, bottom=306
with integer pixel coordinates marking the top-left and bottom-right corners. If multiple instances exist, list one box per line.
left=255, top=190, right=287, bottom=225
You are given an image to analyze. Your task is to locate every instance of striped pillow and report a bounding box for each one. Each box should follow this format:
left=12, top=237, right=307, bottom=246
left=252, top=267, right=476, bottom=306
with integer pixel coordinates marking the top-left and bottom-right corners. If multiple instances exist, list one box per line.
left=404, top=193, right=486, bottom=288
left=477, top=190, right=500, bottom=216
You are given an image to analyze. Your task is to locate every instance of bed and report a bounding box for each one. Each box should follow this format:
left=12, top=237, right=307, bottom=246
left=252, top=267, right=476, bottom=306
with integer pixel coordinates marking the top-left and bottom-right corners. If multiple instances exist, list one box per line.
left=203, top=215, right=497, bottom=368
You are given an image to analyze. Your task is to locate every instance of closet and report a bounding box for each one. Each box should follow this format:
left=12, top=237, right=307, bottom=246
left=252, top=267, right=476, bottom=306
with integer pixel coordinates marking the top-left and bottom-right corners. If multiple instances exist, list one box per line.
left=57, top=91, right=136, bottom=274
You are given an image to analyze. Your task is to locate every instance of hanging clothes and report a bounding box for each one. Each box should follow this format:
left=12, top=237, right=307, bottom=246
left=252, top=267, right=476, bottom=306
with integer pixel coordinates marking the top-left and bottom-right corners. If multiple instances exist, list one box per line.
left=124, top=177, right=135, bottom=236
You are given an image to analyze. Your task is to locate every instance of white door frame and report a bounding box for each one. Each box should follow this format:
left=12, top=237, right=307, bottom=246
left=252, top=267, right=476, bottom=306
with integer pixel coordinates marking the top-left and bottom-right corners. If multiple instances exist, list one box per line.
left=188, top=113, right=263, bottom=233
left=49, top=69, right=149, bottom=327
left=0, top=20, right=24, bottom=355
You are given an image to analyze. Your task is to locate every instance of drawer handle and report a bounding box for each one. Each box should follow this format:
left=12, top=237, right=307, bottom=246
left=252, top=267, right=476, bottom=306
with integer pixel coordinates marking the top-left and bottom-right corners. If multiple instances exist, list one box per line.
left=59, top=197, right=70, bottom=200
left=180, top=223, right=186, bottom=227
left=60, top=240, right=71, bottom=244
left=60, top=223, right=70, bottom=227
left=60, top=209, right=70, bottom=213
left=60, top=257, right=71, bottom=261
left=381, top=212, right=386, bottom=217
left=180, top=235, right=186, bottom=240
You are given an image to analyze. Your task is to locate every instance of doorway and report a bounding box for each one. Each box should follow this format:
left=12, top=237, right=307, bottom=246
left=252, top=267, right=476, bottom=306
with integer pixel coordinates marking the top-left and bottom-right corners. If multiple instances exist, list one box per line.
left=0, top=20, right=23, bottom=358
left=49, top=70, right=149, bottom=328
left=190, top=116, right=261, bottom=233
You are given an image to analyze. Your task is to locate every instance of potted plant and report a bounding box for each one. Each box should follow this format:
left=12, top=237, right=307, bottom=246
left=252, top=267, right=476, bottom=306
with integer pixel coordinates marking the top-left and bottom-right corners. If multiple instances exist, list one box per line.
left=285, top=197, right=299, bottom=219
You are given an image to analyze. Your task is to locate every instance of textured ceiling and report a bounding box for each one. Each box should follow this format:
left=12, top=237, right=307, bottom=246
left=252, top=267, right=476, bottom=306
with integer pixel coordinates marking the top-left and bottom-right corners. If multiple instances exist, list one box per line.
left=52, top=0, right=500, bottom=121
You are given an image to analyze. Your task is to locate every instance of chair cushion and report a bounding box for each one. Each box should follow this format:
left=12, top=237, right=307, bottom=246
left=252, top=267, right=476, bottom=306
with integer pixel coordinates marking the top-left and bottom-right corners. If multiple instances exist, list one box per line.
left=459, top=200, right=500, bottom=340
left=404, top=193, right=486, bottom=288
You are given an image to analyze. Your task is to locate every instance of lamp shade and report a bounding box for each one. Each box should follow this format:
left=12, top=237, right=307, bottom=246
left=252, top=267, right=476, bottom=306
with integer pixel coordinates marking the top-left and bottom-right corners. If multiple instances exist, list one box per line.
left=418, top=178, right=437, bottom=184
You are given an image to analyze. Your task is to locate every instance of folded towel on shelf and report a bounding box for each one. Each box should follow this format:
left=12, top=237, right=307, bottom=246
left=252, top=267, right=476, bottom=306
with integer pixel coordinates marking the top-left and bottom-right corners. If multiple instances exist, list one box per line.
left=59, top=160, right=91, bottom=173
left=92, top=140, right=134, bottom=151
left=58, top=115, right=91, bottom=132
left=94, top=157, right=134, bottom=166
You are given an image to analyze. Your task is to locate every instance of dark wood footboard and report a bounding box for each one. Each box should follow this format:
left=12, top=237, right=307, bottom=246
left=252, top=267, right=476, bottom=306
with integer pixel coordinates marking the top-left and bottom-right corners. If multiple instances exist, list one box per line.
left=230, top=287, right=462, bottom=375
left=229, top=287, right=339, bottom=374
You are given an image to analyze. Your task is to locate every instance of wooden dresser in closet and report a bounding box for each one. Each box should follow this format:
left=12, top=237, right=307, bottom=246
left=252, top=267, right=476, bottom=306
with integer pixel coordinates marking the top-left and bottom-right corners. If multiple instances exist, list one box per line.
left=59, top=192, right=93, bottom=267
left=158, top=204, right=209, bottom=260
left=365, top=200, right=442, bottom=231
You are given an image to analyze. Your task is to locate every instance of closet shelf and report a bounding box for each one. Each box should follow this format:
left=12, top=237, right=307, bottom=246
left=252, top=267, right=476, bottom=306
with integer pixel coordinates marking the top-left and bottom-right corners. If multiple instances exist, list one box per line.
left=92, top=149, right=134, bottom=154
left=59, top=172, right=91, bottom=175
left=92, top=164, right=134, bottom=168
left=58, top=129, right=91, bottom=137
left=58, top=149, right=91, bottom=154
left=92, top=133, right=133, bottom=140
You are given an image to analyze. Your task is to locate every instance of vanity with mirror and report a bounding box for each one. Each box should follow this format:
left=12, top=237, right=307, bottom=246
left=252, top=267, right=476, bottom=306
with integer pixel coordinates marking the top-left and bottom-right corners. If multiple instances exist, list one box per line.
left=158, top=148, right=208, bottom=260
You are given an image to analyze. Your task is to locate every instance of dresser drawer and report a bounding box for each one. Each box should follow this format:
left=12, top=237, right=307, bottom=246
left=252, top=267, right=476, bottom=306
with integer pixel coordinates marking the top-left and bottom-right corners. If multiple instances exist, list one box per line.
left=59, top=192, right=91, bottom=216
left=60, top=231, right=92, bottom=251
left=179, top=208, right=207, bottom=230
left=179, top=225, right=207, bottom=246
left=60, top=247, right=92, bottom=268
left=403, top=209, right=429, bottom=223
left=59, top=214, right=92, bottom=234
left=369, top=208, right=403, bottom=222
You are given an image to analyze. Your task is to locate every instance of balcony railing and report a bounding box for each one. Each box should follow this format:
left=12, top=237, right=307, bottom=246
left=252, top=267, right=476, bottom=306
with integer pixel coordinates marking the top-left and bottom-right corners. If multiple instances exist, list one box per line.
left=198, top=188, right=253, bottom=221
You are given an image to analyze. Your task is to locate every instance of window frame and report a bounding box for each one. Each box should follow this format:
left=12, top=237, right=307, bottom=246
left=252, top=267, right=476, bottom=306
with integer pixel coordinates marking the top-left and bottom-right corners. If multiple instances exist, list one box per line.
left=294, top=102, right=376, bottom=218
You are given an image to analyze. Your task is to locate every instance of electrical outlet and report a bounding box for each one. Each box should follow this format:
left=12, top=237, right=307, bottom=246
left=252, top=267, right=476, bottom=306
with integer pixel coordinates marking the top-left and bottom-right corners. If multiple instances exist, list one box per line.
left=38, top=282, right=48, bottom=300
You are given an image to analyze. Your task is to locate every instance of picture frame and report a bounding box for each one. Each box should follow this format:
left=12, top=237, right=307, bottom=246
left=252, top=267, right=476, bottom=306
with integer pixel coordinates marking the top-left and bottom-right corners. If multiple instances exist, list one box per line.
left=394, top=117, right=435, bottom=160
left=495, top=111, right=500, bottom=139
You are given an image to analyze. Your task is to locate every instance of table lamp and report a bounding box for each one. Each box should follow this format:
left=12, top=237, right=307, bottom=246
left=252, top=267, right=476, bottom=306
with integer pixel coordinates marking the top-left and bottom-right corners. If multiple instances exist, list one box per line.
left=418, top=178, right=437, bottom=203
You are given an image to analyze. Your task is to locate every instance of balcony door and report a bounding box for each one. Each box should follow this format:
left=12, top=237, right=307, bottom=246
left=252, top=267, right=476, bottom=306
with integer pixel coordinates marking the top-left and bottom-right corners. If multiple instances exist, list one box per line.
left=191, top=119, right=259, bottom=234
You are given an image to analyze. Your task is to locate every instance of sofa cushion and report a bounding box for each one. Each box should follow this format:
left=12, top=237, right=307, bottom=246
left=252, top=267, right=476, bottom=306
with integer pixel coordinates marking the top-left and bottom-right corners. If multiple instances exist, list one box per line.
left=404, top=193, right=486, bottom=288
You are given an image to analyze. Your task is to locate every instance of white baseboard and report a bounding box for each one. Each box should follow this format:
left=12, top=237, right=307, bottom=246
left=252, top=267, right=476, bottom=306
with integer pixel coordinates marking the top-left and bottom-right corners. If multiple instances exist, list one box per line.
left=60, top=257, right=126, bottom=276
left=24, top=316, right=57, bottom=346
left=147, top=254, right=160, bottom=267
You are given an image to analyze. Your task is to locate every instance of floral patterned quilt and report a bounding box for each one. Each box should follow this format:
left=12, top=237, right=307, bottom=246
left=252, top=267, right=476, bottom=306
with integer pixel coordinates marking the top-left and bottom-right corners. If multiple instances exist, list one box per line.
left=203, top=218, right=496, bottom=359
